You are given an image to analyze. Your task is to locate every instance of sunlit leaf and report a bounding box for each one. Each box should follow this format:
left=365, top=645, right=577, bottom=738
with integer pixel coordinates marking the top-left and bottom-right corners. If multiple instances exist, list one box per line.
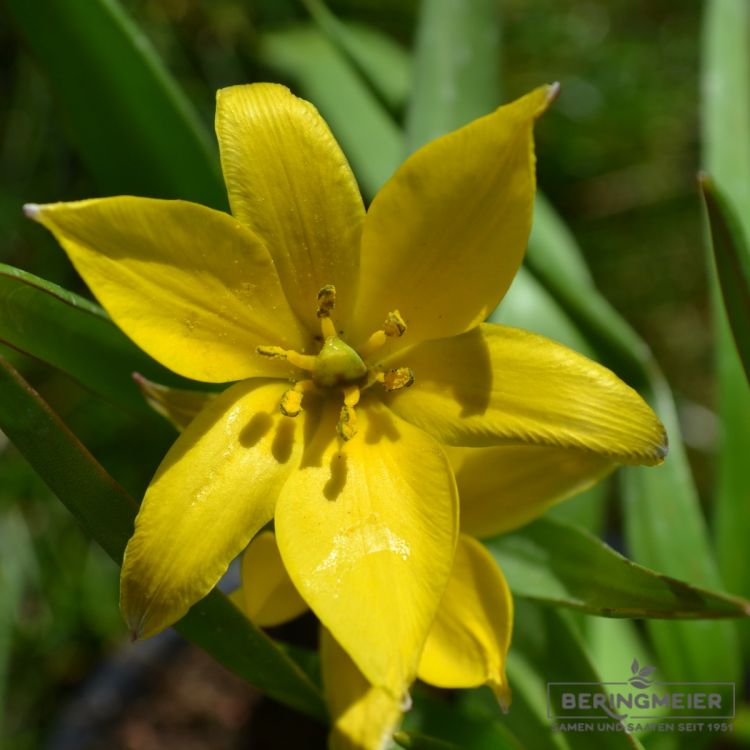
left=487, top=517, right=750, bottom=619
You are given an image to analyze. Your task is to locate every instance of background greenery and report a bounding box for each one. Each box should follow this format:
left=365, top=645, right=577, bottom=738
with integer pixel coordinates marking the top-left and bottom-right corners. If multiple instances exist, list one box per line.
left=1, top=0, right=747, bottom=748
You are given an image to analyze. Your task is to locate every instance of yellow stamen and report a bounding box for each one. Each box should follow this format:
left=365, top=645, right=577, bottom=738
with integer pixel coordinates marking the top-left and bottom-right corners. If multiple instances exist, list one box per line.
left=337, top=385, right=361, bottom=440
left=320, top=315, right=337, bottom=339
left=343, top=385, right=360, bottom=408
left=256, top=345, right=316, bottom=372
left=379, top=367, right=415, bottom=392
left=359, top=330, right=387, bottom=358
left=316, top=284, right=336, bottom=317
left=280, top=379, right=316, bottom=417
left=383, top=310, right=407, bottom=338
left=359, top=310, right=408, bottom=358
left=317, top=285, right=338, bottom=339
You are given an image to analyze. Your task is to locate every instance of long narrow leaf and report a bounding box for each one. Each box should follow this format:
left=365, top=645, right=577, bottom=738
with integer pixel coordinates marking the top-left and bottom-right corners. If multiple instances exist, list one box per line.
left=524, top=200, right=652, bottom=389
left=0, top=356, right=326, bottom=721
left=302, top=0, right=411, bottom=111
left=512, top=600, right=641, bottom=750
left=5, top=0, right=225, bottom=206
left=404, top=0, right=500, bottom=154
left=487, top=517, right=750, bottom=619
left=702, top=0, right=750, bottom=661
left=0, top=263, right=190, bottom=413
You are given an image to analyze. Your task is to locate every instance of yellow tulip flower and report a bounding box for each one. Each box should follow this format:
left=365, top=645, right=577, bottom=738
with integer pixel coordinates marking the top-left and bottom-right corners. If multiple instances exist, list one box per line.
left=234, top=527, right=511, bottom=750
left=24, top=82, right=666, bottom=711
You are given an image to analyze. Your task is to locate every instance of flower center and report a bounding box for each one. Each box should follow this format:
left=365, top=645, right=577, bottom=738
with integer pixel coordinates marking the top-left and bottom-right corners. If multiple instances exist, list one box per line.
left=256, top=285, right=414, bottom=440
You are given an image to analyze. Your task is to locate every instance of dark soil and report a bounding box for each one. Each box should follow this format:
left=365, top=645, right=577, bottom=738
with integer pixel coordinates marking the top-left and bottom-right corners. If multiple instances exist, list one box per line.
left=43, top=614, right=328, bottom=750
left=88, top=645, right=327, bottom=750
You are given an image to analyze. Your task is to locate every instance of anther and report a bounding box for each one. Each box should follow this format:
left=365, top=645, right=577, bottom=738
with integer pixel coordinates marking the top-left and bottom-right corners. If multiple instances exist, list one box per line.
left=383, top=310, right=406, bottom=338
left=359, top=310, right=408, bottom=358
left=280, top=380, right=315, bottom=417
left=337, top=385, right=360, bottom=440
left=256, top=345, right=287, bottom=359
left=316, top=285, right=338, bottom=338
left=316, top=285, right=336, bottom=317
left=379, top=367, right=415, bottom=392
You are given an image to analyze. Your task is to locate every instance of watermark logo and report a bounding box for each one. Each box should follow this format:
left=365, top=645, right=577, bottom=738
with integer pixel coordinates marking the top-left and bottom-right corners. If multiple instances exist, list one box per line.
left=547, top=659, right=735, bottom=735
left=627, top=658, right=655, bottom=689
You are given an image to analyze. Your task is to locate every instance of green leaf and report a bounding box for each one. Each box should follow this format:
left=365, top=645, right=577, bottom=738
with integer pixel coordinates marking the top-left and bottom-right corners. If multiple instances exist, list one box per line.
left=524, top=198, right=652, bottom=389
left=405, top=0, right=500, bottom=153
left=622, top=377, right=742, bottom=684
left=259, top=25, right=403, bottom=198
left=5, top=0, right=225, bottom=207
left=700, top=176, right=750, bottom=382
left=512, top=600, right=642, bottom=750
left=459, top=658, right=567, bottom=750
left=702, top=1, right=750, bottom=661
left=301, top=0, right=412, bottom=111
left=0, top=263, right=191, bottom=414
left=486, top=517, right=749, bottom=619
left=0, top=356, right=326, bottom=721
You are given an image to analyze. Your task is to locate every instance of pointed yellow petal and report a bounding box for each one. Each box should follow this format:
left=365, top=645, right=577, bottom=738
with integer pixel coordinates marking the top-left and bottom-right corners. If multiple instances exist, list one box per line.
left=350, top=85, right=555, bottom=349
left=121, top=381, right=313, bottom=638
left=275, top=397, right=458, bottom=697
left=418, top=534, right=513, bottom=708
left=26, top=198, right=307, bottom=383
left=321, top=628, right=403, bottom=750
left=239, top=531, right=308, bottom=628
left=450, top=445, right=614, bottom=537
left=385, top=323, right=668, bottom=464
left=216, top=83, right=365, bottom=332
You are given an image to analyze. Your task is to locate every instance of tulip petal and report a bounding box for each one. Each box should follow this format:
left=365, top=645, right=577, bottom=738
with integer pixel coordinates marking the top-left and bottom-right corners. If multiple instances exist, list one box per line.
left=239, top=531, right=308, bottom=628
left=385, top=323, right=667, bottom=464
left=121, top=380, right=312, bottom=639
left=350, top=85, right=554, bottom=349
left=449, top=445, right=613, bottom=537
left=275, top=397, right=458, bottom=697
left=321, top=628, right=403, bottom=750
left=418, top=534, right=513, bottom=708
left=216, top=83, right=365, bottom=332
left=26, top=198, right=306, bottom=383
